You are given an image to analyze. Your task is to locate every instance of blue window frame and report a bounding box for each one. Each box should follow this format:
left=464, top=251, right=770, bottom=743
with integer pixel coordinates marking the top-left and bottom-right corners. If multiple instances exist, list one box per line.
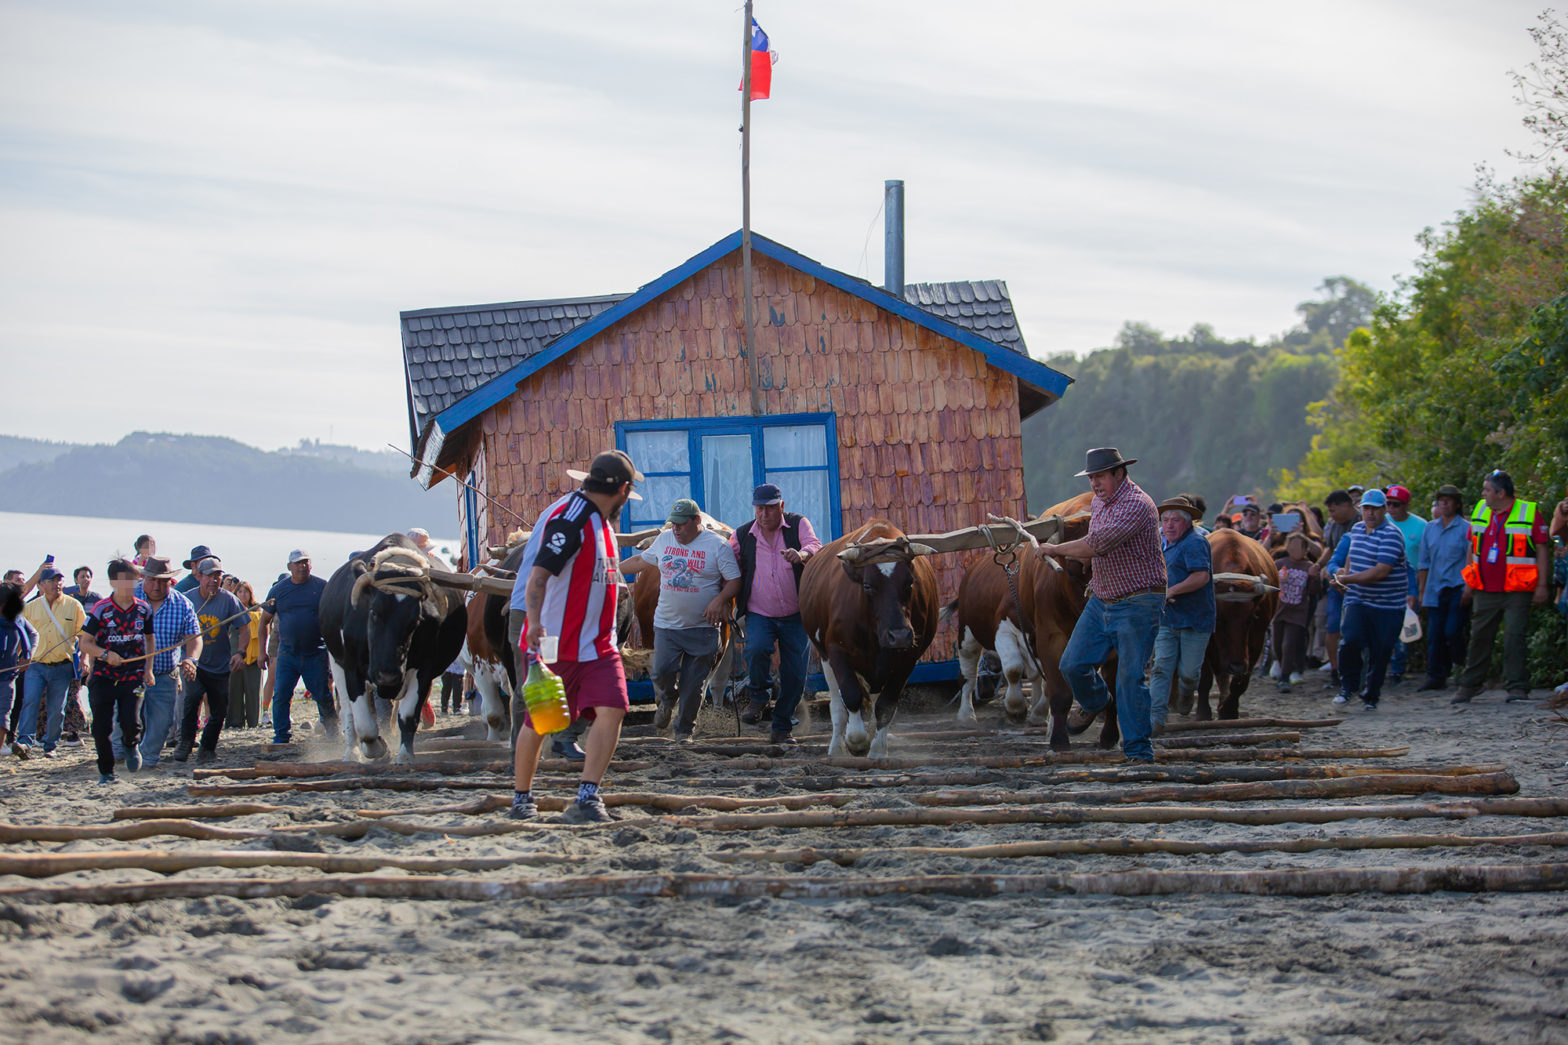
left=616, top=413, right=842, bottom=539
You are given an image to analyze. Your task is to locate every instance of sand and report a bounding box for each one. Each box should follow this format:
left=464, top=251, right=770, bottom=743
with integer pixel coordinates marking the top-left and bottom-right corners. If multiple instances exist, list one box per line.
left=2, top=676, right=1567, bottom=1044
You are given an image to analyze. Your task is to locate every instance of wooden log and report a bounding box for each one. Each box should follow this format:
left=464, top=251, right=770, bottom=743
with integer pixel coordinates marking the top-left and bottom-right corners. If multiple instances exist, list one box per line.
left=232, top=758, right=657, bottom=777
left=0, top=848, right=581, bottom=878
left=358, top=791, right=863, bottom=818
left=112, top=803, right=281, bottom=821
left=649, top=763, right=1508, bottom=793
left=655, top=796, right=1568, bottom=834
left=911, top=772, right=1519, bottom=808
left=667, top=731, right=1304, bottom=758
left=713, top=831, right=1568, bottom=867
left=3, top=862, right=1565, bottom=905
left=653, top=717, right=1344, bottom=746
left=10, top=798, right=1568, bottom=847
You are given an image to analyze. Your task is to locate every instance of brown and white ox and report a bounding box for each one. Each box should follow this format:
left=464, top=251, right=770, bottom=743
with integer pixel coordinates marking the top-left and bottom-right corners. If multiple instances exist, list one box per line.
left=948, top=493, right=1120, bottom=750
left=626, top=512, right=738, bottom=718
left=800, top=520, right=940, bottom=757
left=1195, top=529, right=1281, bottom=720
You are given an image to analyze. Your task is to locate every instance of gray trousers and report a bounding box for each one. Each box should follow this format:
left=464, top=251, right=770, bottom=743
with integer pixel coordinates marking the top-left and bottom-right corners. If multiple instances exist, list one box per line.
left=1458, top=589, right=1533, bottom=694
left=653, top=625, right=721, bottom=736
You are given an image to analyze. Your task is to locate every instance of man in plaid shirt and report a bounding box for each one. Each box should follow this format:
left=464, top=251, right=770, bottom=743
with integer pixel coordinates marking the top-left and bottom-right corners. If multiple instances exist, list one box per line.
left=1043, top=447, right=1166, bottom=762
left=120, top=557, right=202, bottom=768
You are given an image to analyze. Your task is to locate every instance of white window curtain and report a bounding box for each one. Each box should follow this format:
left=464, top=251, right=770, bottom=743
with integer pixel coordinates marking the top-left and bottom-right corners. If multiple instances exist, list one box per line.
left=766, top=470, right=831, bottom=532
left=702, top=434, right=754, bottom=530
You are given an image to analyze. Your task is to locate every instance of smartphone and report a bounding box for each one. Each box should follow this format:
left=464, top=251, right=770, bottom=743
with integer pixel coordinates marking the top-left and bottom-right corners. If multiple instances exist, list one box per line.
left=1271, top=514, right=1301, bottom=533
left=44, top=554, right=54, bottom=565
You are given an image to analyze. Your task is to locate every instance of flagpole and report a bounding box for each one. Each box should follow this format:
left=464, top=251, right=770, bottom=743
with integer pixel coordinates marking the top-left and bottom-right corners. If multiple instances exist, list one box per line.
left=741, top=0, right=760, bottom=417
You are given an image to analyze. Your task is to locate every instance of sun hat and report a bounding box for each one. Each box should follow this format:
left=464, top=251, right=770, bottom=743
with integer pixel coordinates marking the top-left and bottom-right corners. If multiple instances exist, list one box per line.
left=1074, top=447, right=1137, bottom=477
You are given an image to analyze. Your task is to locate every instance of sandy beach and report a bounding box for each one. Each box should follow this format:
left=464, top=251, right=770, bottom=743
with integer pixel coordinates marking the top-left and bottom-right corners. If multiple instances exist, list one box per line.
left=2, top=676, right=1566, bottom=1044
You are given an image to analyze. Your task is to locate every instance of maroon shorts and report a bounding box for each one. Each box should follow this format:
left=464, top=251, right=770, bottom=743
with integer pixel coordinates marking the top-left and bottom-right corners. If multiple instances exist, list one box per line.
left=523, top=652, right=629, bottom=731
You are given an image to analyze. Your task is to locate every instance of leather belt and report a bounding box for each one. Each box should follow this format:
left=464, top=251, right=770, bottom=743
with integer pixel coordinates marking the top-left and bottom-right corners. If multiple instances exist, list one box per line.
left=1101, top=585, right=1167, bottom=604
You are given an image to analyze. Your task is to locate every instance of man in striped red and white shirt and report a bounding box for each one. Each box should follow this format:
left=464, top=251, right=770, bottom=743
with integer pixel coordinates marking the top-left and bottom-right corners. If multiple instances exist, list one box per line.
left=508, top=450, right=643, bottom=824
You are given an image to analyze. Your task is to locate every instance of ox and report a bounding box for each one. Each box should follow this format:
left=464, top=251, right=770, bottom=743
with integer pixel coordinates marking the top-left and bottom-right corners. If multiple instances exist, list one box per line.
left=948, top=493, right=1120, bottom=750
left=463, top=557, right=516, bottom=743
left=1194, top=529, right=1281, bottom=720
left=320, top=534, right=468, bottom=762
left=800, top=520, right=939, bottom=757
left=627, top=512, right=738, bottom=730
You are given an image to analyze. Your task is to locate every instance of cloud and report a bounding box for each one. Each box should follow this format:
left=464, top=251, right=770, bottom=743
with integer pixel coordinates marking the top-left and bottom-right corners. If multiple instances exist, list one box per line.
left=0, top=0, right=1544, bottom=450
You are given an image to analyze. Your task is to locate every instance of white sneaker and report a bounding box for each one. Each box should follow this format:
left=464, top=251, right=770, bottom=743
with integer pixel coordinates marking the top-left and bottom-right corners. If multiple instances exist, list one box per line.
left=1555, top=681, right=1568, bottom=696
left=0, top=743, right=10, bottom=756
left=1289, top=673, right=1304, bottom=685
left=1331, top=694, right=1349, bottom=705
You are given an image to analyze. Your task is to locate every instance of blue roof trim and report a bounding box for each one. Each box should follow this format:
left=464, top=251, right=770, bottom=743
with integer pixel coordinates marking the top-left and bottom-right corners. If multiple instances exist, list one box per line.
left=430, top=229, right=1070, bottom=438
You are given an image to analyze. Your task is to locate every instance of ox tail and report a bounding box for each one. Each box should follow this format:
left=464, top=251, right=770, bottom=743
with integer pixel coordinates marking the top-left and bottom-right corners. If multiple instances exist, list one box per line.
left=938, top=598, right=959, bottom=624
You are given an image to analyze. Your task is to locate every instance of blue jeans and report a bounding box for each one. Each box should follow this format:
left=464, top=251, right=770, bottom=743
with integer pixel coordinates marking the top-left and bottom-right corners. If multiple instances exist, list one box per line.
left=271, top=648, right=334, bottom=744
left=1147, top=625, right=1211, bottom=726
left=17, top=660, right=74, bottom=752
left=1423, top=585, right=1467, bottom=683
left=1060, top=593, right=1164, bottom=760
left=1322, top=588, right=1345, bottom=635
left=744, top=612, right=809, bottom=736
left=1339, top=602, right=1402, bottom=703
left=136, top=672, right=181, bottom=766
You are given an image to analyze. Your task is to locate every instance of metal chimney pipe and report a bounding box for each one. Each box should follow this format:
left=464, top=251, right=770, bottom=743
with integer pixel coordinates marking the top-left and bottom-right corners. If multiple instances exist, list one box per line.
left=884, top=179, right=905, bottom=297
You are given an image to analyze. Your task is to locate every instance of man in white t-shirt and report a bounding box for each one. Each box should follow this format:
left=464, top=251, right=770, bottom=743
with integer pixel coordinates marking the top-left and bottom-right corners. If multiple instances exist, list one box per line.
left=623, top=498, right=741, bottom=740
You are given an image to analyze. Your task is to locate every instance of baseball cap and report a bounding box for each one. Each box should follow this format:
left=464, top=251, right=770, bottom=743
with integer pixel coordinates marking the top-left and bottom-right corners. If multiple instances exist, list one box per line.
left=288, top=549, right=310, bottom=564
left=667, top=498, right=701, bottom=524
left=752, top=483, right=784, bottom=506
left=567, top=450, right=644, bottom=500
left=39, top=566, right=64, bottom=582
left=1358, top=489, right=1388, bottom=508
left=196, top=558, right=225, bottom=577
left=1384, top=484, right=1411, bottom=504
left=1347, top=484, right=1366, bottom=495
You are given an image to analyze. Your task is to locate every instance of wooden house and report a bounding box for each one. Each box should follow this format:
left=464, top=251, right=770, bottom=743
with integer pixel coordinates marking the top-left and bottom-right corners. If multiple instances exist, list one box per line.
left=400, top=230, right=1072, bottom=679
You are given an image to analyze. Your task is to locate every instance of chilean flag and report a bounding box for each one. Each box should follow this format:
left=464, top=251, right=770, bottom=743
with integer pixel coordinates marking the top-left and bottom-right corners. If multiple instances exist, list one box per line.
left=746, top=19, right=774, bottom=100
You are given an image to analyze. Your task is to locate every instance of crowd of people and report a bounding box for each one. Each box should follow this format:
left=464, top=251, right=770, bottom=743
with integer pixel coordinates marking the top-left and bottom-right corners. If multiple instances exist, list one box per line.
left=0, top=536, right=356, bottom=783
left=5, top=447, right=1566, bottom=796
left=1047, top=449, right=1568, bottom=764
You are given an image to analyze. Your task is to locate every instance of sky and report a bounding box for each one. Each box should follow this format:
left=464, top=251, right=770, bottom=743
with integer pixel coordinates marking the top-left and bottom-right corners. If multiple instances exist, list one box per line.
left=0, top=1, right=1547, bottom=453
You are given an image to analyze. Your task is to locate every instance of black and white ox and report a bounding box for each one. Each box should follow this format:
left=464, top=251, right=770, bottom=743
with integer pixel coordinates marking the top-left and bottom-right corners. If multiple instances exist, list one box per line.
left=800, top=520, right=940, bottom=758
left=320, top=534, right=468, bottom=763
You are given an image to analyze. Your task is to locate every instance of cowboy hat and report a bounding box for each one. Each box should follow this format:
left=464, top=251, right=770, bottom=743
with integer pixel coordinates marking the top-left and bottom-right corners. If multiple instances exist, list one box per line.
left=1074, top=447, right=1137, bottom=477
left=1157, top=496, right=1204, bottom=520
left=138, top=556, right=181, bottom=580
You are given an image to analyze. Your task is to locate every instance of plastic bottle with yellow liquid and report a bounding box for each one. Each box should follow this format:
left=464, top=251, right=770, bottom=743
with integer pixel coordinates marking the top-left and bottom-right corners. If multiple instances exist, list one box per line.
left=523, top=635, right=570, bottom=735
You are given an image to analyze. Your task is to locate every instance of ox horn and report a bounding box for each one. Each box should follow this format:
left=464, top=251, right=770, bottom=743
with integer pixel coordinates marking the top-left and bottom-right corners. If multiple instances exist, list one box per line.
left=906, top=543, right=937, bottom=557
left=350, top=569, right=374, bottom=608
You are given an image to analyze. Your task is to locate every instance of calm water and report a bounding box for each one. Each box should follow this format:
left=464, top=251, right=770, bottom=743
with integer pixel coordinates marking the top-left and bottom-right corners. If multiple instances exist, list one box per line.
left=0, top=511, right=460, bottom=592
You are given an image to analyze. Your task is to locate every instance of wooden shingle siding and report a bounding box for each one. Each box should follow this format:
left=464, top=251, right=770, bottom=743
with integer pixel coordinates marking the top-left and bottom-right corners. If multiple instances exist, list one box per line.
left=477, top=252, right=1029, bottom=665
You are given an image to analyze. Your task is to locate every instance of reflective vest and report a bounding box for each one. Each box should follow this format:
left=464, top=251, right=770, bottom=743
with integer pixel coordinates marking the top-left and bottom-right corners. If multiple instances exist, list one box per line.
left=1461, top=499, right=1539, bottom=593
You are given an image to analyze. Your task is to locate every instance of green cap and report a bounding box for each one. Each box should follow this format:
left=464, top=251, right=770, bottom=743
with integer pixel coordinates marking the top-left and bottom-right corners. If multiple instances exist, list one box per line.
left=667, top=498, right=701, bottom=524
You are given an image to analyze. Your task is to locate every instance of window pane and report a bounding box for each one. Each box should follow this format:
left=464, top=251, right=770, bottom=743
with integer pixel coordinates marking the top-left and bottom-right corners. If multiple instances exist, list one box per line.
left=767, top=469, right=832, bottom=537
left=626, top=429, right=689, bottom=474
left=625, top=474, right=690, bottom=528
left=702, top=434, right=755, bottom=530
left=763, top=424, right=827, bottom=468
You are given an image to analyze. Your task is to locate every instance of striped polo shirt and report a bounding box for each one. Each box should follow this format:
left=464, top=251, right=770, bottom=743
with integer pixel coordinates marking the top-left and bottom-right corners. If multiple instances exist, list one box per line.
left=1342, top=519, right=1409, bottom=610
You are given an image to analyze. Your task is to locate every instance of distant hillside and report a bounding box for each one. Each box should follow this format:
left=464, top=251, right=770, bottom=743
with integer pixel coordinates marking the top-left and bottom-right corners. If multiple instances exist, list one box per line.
left=1023, top=279, right=1371, bottom=512
left=0, top=432, right=450, bottom=534
left=0, top=435, right=75, bottom=473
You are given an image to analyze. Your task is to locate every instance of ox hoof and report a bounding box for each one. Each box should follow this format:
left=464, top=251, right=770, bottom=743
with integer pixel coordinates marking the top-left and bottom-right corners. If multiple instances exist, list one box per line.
left=1049, top=738, right=1071, bottom=752
left=955, top=709, right=978, bottom=726
left=394, top=746, right=415, bottom=766
left=1096, top=735, right=1118, bottom=751
left=485, top=720, right=508, bottom=742
left=359, top=737, right=390, bottom=761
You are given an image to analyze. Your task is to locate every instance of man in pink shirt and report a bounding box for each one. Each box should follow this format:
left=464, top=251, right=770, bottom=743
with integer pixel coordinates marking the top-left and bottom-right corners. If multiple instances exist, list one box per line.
left=729, top=484, right=823, bottom=744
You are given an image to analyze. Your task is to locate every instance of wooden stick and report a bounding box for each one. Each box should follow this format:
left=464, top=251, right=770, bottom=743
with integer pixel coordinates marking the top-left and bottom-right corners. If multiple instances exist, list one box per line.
left=112, top=803, right=281, bottom=821
left=643, top=717, right=1344, bottom=745
left=674, top=731, right=1304, bottom=757
left=10, top=797, right=1568, bottom=847
left=654, top=796, right=1568, bottom=833
left=358, top=791, right=863, bottom=818
left=4, top=863, right=1565, bottom=905
left=0, top=848, right=581, bottom=878
left=647, top=763, right=1509, bottom=793
left=713, top=831, right=1568, bottom=867
left=911, top=772, right=1518, bottom=808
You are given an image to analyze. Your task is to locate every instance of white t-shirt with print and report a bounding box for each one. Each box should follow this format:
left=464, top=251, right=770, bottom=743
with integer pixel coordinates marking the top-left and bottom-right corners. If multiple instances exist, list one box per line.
left=641, top=528, right=741, bottom=631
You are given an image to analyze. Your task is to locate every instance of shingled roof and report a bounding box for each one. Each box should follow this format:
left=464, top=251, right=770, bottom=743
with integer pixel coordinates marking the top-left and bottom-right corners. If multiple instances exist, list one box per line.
left=904, top=280, right=1027, bottom=356
left=400, top=293, right=628, bottom=447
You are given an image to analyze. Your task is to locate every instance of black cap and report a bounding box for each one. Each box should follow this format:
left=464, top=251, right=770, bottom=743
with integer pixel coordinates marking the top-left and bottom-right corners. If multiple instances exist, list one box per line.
left=567, top=451, right=644, bottom=500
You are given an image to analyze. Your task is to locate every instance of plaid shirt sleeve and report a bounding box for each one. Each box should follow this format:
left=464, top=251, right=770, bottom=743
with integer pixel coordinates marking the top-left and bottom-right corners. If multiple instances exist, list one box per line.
left=1086, top=494, right=1147, bottom=556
